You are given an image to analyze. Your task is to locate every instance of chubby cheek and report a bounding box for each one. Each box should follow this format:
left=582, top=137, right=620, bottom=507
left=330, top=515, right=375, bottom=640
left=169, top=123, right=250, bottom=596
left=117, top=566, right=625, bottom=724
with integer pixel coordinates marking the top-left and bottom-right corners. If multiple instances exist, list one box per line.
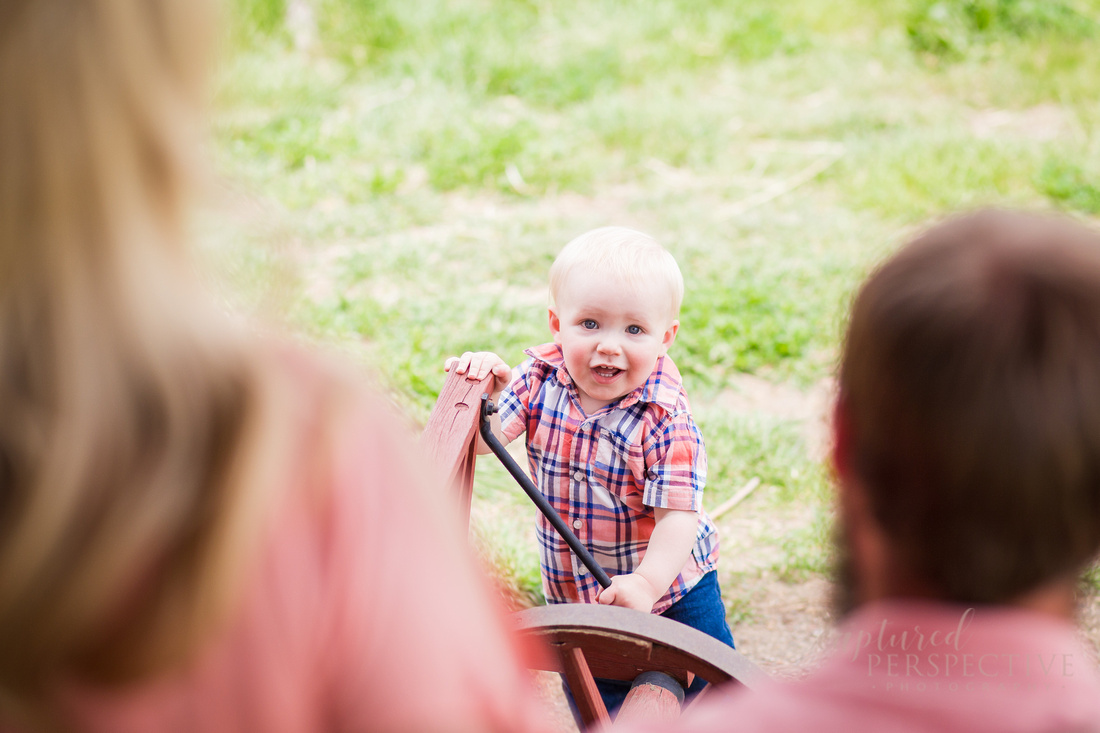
left=562, top=349, right=588, bottom=377
left=628, top=349, right=659, bottom=374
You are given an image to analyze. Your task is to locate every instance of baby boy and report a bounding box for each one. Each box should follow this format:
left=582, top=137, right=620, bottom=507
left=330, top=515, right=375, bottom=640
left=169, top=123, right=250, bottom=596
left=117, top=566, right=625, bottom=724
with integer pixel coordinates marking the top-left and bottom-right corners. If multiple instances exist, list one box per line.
left=446, top=226, right=731, bottom=662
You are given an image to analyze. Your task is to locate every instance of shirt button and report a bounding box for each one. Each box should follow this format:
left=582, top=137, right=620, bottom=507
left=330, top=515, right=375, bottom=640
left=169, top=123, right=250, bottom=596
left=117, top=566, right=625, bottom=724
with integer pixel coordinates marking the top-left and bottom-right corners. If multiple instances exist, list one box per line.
left=573, top=470, right=585, bottom=482
left=572, top=519, right=582, bottom=529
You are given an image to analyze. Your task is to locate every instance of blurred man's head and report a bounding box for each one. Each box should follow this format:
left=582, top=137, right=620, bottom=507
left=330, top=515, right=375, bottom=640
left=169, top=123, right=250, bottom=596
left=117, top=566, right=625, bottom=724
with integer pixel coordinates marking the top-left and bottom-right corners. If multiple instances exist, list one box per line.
left=833, top=210, right=1100, bottom=613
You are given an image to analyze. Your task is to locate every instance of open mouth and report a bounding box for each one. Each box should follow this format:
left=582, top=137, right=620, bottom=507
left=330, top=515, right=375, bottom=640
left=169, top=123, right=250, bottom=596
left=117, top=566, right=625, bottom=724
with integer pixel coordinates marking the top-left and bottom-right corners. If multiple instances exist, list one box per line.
left=591, top=366, right=623, bottom=381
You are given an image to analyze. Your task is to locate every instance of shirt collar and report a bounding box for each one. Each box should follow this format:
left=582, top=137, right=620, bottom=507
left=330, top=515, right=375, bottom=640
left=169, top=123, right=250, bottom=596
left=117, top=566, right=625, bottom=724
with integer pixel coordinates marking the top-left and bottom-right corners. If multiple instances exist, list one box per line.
left=524, top=342, right=684, bottom=413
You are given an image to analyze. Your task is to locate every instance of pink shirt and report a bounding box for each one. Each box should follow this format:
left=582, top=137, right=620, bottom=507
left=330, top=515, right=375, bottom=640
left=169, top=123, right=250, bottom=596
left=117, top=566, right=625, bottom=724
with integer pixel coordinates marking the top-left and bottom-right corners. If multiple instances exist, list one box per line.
left=640, top=600, right=1100, bottom=733
left=8, top=355, right=551, bottom=733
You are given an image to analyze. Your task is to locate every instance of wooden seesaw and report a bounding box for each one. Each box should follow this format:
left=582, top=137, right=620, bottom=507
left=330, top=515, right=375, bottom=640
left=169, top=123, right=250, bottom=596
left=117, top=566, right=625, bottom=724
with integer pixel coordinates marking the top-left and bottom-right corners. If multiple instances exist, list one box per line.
left=421, top=370, right=767, bottom=729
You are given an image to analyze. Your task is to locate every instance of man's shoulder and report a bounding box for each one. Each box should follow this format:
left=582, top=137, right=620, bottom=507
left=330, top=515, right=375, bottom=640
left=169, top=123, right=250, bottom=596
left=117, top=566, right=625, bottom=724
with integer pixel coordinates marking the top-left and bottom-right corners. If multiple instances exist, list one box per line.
left=671, top=627, right=1100, bottom=733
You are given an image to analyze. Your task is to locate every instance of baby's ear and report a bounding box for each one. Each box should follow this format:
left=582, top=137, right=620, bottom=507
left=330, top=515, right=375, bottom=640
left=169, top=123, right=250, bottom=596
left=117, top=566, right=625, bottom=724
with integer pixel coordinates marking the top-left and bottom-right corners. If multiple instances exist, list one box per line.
left=660, top=320, right=679, bottom=353
left=548, top=307, right=562, bottom=343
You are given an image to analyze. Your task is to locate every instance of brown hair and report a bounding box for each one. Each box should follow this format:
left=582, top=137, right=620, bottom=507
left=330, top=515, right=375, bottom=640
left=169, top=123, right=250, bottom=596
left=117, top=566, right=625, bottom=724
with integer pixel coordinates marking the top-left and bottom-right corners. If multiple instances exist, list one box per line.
left=839, top=209, right=1100, bottom=603
left=0, top=0, right=287, bottom=715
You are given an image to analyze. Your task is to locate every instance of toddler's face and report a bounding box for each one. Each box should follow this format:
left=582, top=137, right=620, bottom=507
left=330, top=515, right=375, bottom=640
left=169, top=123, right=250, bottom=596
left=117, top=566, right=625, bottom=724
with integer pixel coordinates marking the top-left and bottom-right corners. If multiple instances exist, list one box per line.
left=549, top=270, right=678, bottom=414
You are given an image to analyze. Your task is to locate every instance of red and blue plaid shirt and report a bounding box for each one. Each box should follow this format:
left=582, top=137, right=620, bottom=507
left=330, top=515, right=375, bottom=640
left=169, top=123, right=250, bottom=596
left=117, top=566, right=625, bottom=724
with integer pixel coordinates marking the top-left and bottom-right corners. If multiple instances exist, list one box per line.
left=498, top=343, right=718, bottom=614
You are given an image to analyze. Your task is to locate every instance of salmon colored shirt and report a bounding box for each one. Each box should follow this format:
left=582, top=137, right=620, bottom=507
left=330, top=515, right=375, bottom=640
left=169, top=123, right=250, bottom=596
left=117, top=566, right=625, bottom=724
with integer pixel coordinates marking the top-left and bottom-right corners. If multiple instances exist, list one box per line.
left=634, top=599, right=1100, bottom=733
left=6, top=354, right=551, bottom=733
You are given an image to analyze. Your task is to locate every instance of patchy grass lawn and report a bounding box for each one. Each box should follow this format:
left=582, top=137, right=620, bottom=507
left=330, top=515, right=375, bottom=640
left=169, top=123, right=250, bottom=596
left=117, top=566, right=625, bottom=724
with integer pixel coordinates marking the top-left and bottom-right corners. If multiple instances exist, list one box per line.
left=206, top=0, right=1100, bottom=625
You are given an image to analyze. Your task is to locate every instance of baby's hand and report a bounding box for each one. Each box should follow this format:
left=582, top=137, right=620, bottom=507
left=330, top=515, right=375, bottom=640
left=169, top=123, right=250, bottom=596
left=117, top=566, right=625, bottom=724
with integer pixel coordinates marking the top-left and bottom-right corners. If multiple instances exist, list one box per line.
left=444, top=351, right=511, bottom=393
left=597, top=573, right=661, bottom=613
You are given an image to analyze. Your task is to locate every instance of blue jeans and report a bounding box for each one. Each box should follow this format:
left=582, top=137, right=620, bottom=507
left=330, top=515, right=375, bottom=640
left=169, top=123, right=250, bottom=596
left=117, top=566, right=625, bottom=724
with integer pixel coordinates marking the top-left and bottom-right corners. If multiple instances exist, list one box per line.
left=563, top=570, right=734, bottom=722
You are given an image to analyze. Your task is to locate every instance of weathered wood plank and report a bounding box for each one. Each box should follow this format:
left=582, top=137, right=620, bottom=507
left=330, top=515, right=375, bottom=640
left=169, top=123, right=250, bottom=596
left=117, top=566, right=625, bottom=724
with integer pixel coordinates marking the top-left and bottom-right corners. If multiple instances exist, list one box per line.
left=614, top=672, right=684, bottom=727
left=419, top=371, right=493, bottom=528
left=514, top=603, right=769, bottom=690
left=561, top=645, right=611, bottom=729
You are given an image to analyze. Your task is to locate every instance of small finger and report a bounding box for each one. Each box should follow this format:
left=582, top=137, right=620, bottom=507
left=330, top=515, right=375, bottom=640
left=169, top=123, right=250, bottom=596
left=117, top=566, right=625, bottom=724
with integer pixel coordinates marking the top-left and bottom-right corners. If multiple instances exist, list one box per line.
left=472, top=354, right=500, bottom=381
left=444, top=356, right=458, bottom=372
left=469, top=354, right=488, bottom=378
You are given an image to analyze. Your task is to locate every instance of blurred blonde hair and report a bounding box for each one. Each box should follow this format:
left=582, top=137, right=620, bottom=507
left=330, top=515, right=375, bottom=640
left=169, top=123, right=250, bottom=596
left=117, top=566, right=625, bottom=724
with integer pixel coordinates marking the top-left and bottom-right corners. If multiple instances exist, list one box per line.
left=0, top=0, right=288, bottom=712
left=548, top=226, right=685, bottom=320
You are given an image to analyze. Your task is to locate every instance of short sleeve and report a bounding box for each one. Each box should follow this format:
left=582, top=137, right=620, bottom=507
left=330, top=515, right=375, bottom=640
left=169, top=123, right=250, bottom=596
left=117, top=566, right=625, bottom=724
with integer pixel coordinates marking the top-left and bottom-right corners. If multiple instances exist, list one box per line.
left=641, top=411, right=707, bottom=511
left=496, top=359, right=534, bottom=444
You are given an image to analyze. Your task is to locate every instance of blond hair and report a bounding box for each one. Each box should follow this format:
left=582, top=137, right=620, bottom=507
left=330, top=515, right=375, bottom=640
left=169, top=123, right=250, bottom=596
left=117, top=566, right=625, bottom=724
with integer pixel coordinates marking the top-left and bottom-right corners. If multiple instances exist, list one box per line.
left=0, top=0, right=287, bottom=713
left=548, top=227, right=685, bottom=319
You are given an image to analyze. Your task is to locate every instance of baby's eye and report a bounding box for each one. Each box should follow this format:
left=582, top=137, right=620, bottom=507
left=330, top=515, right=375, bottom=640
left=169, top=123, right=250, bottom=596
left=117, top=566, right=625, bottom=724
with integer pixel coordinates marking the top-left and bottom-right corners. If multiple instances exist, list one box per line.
left=626, top=325, right=643, bottom=335
left=582, top=319, right=598, bottom=330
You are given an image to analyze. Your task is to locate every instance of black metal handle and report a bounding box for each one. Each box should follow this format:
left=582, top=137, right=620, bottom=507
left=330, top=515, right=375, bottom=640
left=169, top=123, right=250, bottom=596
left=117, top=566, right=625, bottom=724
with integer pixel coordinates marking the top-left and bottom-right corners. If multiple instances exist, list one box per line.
left=479, top=394, right=612, bottom=589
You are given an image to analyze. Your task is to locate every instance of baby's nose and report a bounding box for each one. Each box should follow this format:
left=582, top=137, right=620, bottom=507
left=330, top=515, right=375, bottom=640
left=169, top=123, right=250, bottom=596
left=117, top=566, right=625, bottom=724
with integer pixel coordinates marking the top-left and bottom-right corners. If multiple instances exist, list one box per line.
left=596, top=338, right=621, bottom=354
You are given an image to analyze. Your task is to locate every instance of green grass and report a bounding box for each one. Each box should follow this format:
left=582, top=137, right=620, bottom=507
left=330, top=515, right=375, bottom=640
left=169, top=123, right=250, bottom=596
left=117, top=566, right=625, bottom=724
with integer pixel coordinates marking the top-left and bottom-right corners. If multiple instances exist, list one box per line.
left=694, top=414, right=830, bottom=506
left=906, top=0, right=1099, bottom=59
left=773, top=511, right=834, bottom=582
left=723, top=592, right=756, bottom=625
left=1083, top=561, right=1100, bottom=596
left=1037, top=155, right=1100, bottom=214
left=209, top=0, right=1100, bottom=608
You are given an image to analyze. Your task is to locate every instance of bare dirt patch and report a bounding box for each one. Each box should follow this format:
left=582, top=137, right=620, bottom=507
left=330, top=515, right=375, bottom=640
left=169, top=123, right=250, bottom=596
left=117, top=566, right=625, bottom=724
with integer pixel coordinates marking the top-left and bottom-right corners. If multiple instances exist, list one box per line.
left=969, top=104, right=1071, bottom=142
left=712, top=372, right=835, bottom=459
left=717, top=494, right=836, bottom=678
left=728, top=575, right=834, bottom=677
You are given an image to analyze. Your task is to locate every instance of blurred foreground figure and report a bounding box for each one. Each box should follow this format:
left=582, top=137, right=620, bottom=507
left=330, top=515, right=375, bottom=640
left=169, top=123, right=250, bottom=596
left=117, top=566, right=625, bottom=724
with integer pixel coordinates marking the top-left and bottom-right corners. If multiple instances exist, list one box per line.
left=0, top=1, right=547, bottom=731
left=629, top=210, right=1100, bottom=733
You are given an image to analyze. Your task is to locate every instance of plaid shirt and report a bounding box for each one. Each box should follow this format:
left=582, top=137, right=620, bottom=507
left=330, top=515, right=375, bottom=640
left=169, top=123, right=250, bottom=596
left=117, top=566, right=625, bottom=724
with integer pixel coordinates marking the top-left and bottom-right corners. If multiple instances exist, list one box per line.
left=498, top=343, right=718, bottom=614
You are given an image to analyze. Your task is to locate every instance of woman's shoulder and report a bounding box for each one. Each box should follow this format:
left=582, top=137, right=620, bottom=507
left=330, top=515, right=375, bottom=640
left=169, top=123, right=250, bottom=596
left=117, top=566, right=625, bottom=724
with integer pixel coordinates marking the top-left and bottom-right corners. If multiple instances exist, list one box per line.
left=251, top=336, right=421, bottom=506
